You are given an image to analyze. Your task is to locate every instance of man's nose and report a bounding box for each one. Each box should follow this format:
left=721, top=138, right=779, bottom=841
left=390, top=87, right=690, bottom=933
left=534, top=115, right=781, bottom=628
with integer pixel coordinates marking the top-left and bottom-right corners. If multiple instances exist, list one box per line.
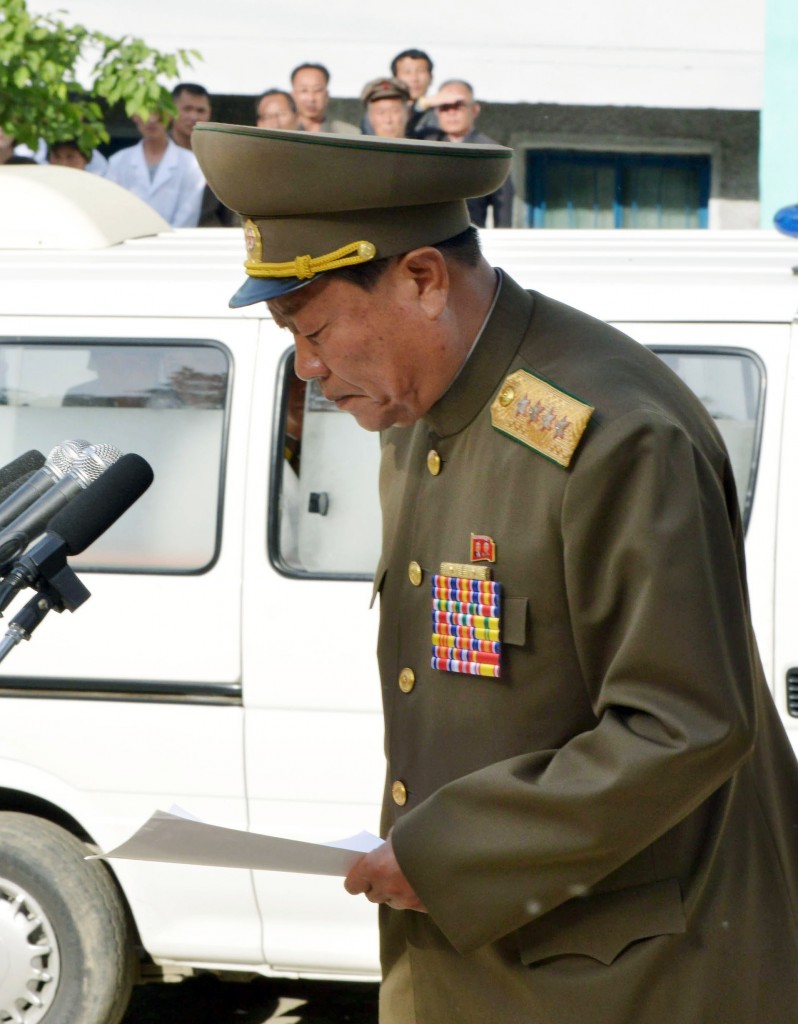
left=293, top=336, right=327, bottom=381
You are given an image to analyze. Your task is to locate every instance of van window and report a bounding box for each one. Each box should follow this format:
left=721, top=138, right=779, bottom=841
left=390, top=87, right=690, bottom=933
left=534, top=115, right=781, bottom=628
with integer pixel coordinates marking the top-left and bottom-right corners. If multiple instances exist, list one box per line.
left=0, top=340, right=230, bottom=572
left=270, top=352, right=382, bottom=579
left=653, top=347, right=763, bottom=524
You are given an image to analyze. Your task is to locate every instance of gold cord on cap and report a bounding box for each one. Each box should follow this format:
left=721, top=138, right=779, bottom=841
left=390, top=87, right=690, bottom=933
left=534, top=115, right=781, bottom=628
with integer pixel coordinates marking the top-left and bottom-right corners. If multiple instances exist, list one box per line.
left=245, top=238, right=377, bottom=280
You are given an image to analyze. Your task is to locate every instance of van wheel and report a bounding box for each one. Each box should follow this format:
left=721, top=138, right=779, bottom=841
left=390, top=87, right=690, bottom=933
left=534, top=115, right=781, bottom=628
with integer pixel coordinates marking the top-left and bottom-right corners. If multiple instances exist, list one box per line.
left=0, top=812, right=135, bottom=1024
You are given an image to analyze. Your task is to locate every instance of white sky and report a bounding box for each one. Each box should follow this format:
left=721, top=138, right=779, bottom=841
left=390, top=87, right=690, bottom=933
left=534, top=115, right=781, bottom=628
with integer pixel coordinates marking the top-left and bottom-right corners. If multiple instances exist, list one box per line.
left=27, top=0, right=765, bottom=108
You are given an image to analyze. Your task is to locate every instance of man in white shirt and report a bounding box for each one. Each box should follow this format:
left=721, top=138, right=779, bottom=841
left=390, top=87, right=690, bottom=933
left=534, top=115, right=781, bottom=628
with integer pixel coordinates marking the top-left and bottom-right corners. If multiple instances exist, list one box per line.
left=106, top=111, right=205, bottom=227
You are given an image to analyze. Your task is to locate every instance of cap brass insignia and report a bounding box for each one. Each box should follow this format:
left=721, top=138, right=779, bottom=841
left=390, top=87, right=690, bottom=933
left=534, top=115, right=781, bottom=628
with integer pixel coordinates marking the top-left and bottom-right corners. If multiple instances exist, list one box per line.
left=243, top=219, right=262, bottom=262
left=491, top=369, right=594, bottom=468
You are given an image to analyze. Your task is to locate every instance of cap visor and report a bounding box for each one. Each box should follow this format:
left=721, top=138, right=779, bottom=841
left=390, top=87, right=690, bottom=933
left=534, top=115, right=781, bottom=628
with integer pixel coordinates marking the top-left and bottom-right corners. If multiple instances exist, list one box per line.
left=229, top=274, right=314, bottom=308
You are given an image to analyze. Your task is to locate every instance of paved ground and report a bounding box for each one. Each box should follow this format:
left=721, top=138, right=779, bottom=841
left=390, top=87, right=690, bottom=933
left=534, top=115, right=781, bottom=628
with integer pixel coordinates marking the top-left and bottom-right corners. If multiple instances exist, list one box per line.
left=121, top=975, right=379, bottom=1024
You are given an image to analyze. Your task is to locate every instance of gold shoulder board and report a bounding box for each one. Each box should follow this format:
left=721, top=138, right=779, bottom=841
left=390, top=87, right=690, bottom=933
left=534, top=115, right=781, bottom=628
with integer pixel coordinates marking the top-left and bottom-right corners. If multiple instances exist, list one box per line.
left=491, top=369, right=594, bottom=468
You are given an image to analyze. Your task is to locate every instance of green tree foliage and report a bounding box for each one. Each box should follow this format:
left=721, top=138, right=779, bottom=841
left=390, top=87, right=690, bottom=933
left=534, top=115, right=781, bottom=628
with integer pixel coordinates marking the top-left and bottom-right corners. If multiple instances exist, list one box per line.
left=0, top=0, right=201, bottom=152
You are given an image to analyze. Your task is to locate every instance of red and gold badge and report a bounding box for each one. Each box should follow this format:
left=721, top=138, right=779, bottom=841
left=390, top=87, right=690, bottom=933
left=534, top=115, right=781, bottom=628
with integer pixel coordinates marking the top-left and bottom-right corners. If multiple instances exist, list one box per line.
left=470, top=534, right=496, bottom=563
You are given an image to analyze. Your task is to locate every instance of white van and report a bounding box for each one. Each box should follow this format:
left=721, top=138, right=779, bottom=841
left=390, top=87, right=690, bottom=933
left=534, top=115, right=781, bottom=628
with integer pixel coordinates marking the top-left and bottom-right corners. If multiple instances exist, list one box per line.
left=1, top=166, right=797, bottom=1024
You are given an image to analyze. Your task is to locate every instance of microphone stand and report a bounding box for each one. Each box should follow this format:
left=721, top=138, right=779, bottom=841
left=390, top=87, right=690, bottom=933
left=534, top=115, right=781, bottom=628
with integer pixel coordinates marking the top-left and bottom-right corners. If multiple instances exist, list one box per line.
left=0, top=540, right=91, bottom=666
left=0, top=533, right=91, bottom=615
left=0, top=594, right=54, bottom=665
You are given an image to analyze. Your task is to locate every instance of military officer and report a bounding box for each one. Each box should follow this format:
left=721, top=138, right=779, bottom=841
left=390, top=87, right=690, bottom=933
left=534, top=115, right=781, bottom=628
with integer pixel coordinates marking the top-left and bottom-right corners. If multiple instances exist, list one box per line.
left=192, top=123, right=798, bottom=1024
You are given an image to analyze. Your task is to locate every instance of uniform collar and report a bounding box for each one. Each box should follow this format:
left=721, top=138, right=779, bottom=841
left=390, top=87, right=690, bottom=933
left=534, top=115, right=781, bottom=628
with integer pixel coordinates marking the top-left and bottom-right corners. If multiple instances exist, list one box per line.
left=423, top=271, right=536, bottom=438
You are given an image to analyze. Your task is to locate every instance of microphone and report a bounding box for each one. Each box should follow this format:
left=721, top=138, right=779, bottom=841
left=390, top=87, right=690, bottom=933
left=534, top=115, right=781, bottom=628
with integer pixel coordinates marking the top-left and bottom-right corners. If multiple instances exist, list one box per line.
left=0, top=440, right=90, bottom=529
left=0, top=450, right=47, bottom=507
left=0, top=442, right=121, bottom=571
left=0, top=453, right=154, bottom=616
left=47, top=453, right=154, bottom=555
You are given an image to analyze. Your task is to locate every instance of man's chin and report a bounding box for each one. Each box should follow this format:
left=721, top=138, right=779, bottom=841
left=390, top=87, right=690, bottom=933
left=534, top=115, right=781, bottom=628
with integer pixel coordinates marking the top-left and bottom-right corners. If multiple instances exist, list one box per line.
left=355, top=410, right=418, bottom=433
left=349, top=409, right=392, bottom=432
left=337, top=397, right=399, bottom=432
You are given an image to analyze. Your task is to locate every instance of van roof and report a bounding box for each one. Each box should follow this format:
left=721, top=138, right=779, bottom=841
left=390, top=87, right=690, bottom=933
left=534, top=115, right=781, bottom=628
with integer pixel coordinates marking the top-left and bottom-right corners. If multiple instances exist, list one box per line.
left=484, top=230, right=798, bottom=323
left=0, top=165, right=169, bottom=249
left=1, top=167, right=797, bottom=323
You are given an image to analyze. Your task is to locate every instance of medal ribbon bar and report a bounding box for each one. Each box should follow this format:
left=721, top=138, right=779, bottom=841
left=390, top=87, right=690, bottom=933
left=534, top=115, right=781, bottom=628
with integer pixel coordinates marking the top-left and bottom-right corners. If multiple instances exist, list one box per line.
left=430, top=573, right=502, bottom=679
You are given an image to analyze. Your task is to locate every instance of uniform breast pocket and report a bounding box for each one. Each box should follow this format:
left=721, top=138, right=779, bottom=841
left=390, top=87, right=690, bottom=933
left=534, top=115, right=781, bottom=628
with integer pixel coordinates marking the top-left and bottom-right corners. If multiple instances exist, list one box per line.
left=502, top=596, right=529, bottom=647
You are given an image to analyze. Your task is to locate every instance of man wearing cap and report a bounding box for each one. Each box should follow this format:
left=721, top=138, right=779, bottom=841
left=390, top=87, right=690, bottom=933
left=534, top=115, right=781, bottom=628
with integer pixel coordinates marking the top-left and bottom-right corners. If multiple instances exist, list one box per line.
left=192, top=124, right=798, bottom=1024
left=361, top=78, right=411, bottom=139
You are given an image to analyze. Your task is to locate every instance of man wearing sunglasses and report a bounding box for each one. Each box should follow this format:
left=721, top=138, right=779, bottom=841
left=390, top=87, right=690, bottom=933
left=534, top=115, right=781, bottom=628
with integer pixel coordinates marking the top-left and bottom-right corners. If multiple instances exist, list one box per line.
left=427, top=79, right=515, bottom=227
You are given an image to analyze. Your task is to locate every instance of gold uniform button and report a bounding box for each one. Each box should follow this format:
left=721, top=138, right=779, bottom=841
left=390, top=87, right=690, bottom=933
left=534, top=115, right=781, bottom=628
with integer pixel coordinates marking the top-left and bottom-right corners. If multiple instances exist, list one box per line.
left=408, top=561, right=423, bottom=586
left=426, top=450, right=442, bottom=476
left=498, top=383, right=515, bottom=407
left=398, top=667, right=416, bottom=693
left=392, top=780, right=408, bottom=806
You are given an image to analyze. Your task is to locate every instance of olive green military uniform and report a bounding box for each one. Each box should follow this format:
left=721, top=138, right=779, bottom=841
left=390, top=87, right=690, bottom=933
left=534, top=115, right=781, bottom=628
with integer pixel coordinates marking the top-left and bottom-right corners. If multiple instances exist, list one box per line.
left=376, top=273, right=798, bottom=1023
left=190, top=123, right=798, bottom=1024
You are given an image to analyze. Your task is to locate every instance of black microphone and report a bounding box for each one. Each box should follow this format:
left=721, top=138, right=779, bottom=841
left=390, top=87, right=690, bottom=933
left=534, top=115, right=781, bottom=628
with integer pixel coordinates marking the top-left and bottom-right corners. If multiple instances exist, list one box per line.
left=0, top=453, right=154, bottom=615
left=0, top=442, right=121, bottom=571
left=0, top=440, right=90, bottom=530
left=0, top=450, right=47, bottom=507
left=47, top=453, right=154, bottom=555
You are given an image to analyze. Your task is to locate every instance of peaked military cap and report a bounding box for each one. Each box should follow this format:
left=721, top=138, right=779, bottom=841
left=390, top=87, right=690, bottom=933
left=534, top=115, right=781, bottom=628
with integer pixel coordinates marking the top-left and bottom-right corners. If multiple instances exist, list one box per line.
left=360, top=76, right=411, bottom=105
left=191, top=124, right=512, bottom=308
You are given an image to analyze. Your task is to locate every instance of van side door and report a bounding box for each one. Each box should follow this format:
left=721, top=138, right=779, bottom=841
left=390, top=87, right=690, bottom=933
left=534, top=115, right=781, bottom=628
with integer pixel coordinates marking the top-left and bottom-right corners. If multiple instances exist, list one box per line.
left=241, top=328, right=384, bottom=977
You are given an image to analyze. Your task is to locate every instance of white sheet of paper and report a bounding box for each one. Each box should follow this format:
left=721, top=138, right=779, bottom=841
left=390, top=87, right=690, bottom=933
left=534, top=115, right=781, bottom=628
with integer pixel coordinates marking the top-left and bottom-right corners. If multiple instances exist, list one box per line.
left=97, top=809, right=383, bottom=877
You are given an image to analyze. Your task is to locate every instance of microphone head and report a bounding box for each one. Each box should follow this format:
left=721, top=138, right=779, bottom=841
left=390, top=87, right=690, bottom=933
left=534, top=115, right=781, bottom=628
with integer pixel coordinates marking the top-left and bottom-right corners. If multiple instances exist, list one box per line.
left=48, top=453, right=154, bottom=555
left=45, top=439, right=92, bottom=478
left=69, top=443, right=122, bottom=488
left=0, top=450, right=46, bottom=496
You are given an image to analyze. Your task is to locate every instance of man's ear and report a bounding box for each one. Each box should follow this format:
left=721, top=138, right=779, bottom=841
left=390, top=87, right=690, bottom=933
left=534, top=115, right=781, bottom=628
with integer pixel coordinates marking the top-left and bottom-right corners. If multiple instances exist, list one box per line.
left=397, top=247, right=449, bottom=321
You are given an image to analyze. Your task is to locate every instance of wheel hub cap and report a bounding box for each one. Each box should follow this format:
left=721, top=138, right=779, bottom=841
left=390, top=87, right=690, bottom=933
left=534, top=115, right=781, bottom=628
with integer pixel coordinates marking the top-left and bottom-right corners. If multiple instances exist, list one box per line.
left=0, top=878, right=59, bottom=1024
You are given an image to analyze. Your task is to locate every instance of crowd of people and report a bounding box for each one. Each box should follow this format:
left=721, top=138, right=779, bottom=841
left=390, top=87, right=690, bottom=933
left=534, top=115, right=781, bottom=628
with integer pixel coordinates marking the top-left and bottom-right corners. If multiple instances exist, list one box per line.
left=0, top=47, right=515, bottom=230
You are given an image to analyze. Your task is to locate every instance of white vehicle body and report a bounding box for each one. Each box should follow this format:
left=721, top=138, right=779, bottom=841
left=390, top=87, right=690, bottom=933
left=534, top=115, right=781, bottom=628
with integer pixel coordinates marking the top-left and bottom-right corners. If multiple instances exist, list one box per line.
left=0, top=166, right=797, bottom=1023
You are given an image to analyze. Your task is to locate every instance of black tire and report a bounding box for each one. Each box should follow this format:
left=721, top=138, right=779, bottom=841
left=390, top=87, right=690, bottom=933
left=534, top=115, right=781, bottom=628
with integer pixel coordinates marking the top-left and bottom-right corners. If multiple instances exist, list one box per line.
left=0, top=812, right=135, bottom=1024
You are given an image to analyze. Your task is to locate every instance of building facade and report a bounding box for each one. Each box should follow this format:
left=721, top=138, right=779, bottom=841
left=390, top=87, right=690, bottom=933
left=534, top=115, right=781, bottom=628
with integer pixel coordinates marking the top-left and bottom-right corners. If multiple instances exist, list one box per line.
left=79, top=0, right=771, bottom=231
